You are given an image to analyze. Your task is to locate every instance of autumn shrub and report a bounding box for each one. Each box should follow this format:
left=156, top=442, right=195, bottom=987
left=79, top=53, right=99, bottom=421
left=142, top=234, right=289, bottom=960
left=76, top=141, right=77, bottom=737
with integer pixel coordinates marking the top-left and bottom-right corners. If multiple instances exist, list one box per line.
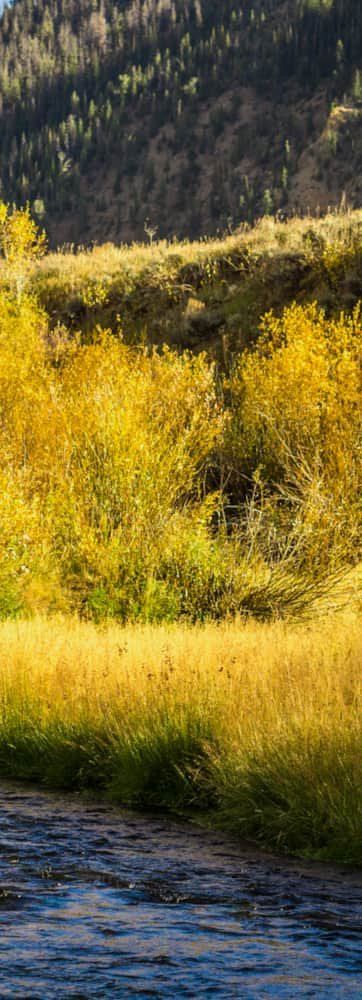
left=0, top=276, right=285, bottom=621
left=0, top=203, right=360, bottom=621
left=0, top=290, right=358, bottom=621
left=0, top=206, right=227, bottom=620
left=0, top=289, right=232, bottom=618
left=226, top=302, right=362, bottom=567
left=0, top=202, right=47, bottom=302
left=45, top=335, right=228, bottom=619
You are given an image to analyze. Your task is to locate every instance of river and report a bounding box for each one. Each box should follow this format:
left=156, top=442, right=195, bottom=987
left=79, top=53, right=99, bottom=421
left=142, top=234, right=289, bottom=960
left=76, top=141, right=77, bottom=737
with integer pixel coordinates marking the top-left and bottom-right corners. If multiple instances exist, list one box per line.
left=0, top=783, right=361, bottom=998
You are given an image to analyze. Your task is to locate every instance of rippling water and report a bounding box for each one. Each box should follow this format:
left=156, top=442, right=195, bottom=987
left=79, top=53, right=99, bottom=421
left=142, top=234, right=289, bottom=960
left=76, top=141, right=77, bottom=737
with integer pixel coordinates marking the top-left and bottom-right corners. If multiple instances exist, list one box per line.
left=0, top=784, right=361, bottom=998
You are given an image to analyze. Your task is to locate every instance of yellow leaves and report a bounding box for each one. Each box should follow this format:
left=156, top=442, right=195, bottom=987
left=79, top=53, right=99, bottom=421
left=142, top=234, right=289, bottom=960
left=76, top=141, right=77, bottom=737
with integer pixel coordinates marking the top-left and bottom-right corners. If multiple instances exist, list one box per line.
left=0, top=202, right=47, bottom=264
left=0, top=292, right=50, bottom=469
left=0, top=203, right=8, bottom=229
left=0, top=202, right=47, bottom=301
left=0, top=297, right=224, bottom=616
left=58, top=337, right=222, bottom=511
left=232, top=302, right=362, bottom=465
left=227, top=301, right=362, bottom=564
left=0, top=242, right=360, bottom=621
left=81, top=281, right=109, bottom=308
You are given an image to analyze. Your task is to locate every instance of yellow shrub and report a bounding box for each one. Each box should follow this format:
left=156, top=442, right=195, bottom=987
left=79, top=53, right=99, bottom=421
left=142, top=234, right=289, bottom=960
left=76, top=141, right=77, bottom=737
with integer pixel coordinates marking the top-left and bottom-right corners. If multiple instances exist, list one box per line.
left=0, top=202, right=47, bottom=301
left=0, top=293, right=50, bottom=467
left=227, top=302, right=362, bottom=560
left=0, top=303, right=225, bottom=617
left=0, top=201, right=360, bottom=620
left=49, top=337, right=224, bottom=615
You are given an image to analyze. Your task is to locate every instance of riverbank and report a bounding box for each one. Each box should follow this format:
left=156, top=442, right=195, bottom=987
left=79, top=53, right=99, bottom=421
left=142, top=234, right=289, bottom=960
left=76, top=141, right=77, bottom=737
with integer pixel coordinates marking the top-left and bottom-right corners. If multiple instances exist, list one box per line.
left=0, top=615, right=360, bottom=867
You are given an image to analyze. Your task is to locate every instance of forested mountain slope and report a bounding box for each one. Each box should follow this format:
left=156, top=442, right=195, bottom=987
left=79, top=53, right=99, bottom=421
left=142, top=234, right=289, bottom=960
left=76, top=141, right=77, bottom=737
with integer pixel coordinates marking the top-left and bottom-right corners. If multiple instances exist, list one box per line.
left=1, top=0, right=362, bottom=245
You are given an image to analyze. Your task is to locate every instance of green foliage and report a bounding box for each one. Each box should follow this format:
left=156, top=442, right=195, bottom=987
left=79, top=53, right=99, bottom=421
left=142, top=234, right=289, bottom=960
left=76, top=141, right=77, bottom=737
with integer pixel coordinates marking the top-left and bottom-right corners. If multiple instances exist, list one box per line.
left=209, top=724, right=362, bottom=864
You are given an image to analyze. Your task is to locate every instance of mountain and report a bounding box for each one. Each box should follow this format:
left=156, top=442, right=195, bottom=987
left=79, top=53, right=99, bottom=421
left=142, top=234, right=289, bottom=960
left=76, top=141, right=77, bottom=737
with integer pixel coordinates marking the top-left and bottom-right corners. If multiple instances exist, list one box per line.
left=0, top=0, right=362, bottom=247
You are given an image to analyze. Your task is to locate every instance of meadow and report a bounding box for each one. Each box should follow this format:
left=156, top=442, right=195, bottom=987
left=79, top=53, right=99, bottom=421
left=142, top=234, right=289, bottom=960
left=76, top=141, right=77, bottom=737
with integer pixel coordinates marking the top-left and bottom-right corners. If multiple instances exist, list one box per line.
left=0, top=203, right=361, bottom=864
left=0, top=614, right=360, bottom=865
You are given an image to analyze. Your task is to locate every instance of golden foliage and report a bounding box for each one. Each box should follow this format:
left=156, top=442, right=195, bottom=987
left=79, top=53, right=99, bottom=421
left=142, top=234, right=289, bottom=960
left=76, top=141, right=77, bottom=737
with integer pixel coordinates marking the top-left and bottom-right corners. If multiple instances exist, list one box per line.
left=0, top=206, right=360, bottom=620
left=227, top=301, right=362, bottom=562
left=48, top=335, right=225, bottom=617
left=0, top=202, right=47, bottom=301
left=0, top=281, right=226, bottom=617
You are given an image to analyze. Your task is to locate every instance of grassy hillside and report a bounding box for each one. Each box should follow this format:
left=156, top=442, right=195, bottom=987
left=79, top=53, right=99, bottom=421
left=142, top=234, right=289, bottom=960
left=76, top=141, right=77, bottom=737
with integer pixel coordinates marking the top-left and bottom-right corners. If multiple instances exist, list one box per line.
left=24, top=207, right=362, bottom=360
left=1, top=1, right=362, bottom=244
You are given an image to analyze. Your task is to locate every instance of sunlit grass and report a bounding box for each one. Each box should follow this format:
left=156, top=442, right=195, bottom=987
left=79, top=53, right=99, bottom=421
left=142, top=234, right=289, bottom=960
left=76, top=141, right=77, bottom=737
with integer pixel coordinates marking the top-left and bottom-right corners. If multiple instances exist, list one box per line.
left=28, top=206, right=362, bottom=285
left=0, top=614, right=360, bottom=864
left=7, top=204, right=361, bottom=364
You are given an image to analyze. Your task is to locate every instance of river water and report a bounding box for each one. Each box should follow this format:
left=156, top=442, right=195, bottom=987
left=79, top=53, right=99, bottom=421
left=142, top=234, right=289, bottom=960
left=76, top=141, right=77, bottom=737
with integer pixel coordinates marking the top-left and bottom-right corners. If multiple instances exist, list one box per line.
left=0, top=784, right=361, bottom=999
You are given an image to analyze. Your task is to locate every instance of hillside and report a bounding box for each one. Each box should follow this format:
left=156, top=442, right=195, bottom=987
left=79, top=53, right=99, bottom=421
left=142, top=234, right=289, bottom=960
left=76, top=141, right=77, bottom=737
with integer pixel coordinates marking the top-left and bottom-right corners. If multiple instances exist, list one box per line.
left=0, top=0, right=362, bottom=246
left=21, top=208, right=362, bottom=362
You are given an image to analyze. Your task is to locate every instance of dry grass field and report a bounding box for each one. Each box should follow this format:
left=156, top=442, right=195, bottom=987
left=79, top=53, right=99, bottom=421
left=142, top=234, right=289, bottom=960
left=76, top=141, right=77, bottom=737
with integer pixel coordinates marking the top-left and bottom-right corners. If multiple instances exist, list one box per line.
left=0, top=613, right=360, bottom=864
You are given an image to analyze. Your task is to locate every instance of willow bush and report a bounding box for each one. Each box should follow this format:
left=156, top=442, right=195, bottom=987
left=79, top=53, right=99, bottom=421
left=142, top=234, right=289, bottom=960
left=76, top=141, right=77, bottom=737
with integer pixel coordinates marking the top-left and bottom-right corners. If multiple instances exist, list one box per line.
left=0, top=308, right=229, bottom=619
left=0, top=204, right=360, bottom=621
left=226, top=302, right=362, bottom=569
left=45, top=335, right=228, bottom=620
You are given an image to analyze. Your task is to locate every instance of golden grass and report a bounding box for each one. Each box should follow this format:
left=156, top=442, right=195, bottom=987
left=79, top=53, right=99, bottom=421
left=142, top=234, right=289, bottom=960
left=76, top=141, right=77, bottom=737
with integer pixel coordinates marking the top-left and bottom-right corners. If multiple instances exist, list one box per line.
left=10, top=204, right=362, bottom=362
left=0, top=612, right=360, bottom=727
left=0, top=614, right=361, bottom=863
left=29, top=207, right=362, bottom=287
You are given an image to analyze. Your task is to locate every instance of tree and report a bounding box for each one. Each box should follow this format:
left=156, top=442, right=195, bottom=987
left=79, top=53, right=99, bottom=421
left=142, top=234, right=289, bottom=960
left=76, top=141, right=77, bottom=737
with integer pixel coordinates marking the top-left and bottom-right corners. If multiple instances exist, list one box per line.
left=0, top=202, right=47, bottom=302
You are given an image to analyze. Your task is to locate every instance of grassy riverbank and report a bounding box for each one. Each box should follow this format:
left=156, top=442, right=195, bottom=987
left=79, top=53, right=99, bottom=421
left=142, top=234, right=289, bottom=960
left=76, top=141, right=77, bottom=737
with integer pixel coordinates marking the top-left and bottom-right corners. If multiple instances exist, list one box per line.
left=0, top=206, right=361, bottom=866
left=0, top=615, right=361, bottom=866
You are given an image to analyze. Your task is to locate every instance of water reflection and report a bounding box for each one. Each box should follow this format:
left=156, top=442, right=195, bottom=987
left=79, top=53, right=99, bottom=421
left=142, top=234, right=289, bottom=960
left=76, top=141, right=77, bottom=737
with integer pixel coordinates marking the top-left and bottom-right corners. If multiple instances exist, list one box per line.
left=0, top=783, right=361, bottom=998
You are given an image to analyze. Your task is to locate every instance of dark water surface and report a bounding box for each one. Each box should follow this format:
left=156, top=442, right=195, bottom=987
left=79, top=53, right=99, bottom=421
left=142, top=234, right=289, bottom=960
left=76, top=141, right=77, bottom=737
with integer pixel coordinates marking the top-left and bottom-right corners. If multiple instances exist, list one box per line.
left=0, top=784, right=361, bottom=999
